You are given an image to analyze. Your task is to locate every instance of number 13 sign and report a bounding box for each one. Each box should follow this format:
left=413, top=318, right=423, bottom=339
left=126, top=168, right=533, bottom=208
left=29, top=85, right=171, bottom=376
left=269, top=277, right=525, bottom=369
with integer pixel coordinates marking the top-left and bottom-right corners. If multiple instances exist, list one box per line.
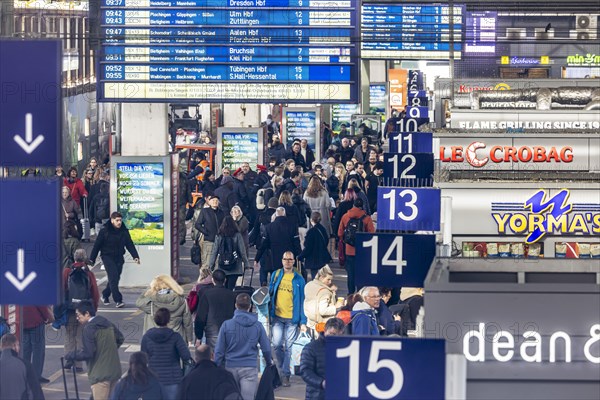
left=376, top=187, right=441, bottom=231
left=326, top=337, right=445, bottom=400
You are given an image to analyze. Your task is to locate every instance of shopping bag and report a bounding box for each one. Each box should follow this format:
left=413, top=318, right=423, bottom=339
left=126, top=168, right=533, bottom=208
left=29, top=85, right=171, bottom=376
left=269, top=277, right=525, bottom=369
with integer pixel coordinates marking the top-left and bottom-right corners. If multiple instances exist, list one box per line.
left=290, top=331, right=312, bottom=375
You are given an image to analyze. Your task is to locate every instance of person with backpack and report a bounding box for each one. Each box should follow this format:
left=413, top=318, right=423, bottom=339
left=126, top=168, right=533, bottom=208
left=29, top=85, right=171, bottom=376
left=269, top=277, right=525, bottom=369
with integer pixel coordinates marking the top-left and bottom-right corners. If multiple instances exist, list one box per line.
left=337, top=198, right=375, bottom=294
left=110, top=352, right=165, bottom=400
left=61, top=248, right=100, bottom=373
left=141, top=308, right=193, bottom=400
left=195, top=270, right=236, bottom=349
left=89, top=180, right=110, bottom=235
left=62, top=220, right=81, bottom=269
left=209, top=215, right=251, bottom=290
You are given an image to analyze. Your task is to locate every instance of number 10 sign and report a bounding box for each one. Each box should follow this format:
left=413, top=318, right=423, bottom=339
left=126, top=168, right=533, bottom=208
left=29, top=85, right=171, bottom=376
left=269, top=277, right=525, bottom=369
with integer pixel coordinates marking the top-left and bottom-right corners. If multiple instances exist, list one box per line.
left=376, top=187, right=441, bottom=231
left=326, top=337, right=445, bottom=400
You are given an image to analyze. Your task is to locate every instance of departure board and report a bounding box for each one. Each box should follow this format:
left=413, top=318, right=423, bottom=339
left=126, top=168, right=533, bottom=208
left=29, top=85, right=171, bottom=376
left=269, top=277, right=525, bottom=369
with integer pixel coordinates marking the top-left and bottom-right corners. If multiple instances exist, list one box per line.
left=99, top=0, right=360, bottom=102
left=361, top=3, right=464, bottom=60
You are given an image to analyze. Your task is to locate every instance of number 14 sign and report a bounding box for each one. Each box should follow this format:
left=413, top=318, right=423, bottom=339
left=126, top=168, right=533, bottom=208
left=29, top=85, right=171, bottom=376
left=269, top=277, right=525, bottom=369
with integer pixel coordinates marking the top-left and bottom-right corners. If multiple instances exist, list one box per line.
left=355, top=233, right=436, bottom=288
left=326, top=337, right=445, bottom=400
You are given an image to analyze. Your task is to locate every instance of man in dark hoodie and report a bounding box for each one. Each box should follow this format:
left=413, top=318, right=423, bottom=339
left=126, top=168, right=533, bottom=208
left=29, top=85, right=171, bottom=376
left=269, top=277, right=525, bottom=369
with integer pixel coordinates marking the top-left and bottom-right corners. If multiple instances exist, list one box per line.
left=89, top=179, right=110, bottom=235
left=90, top=212, right=140, bottom=308
left=215, top=293, right=272, bottom=400
left=268, top=135, right=287, bottom=164
left=215, top=175, right=238, bottom=214
left=0, top=334, right=45, bottom=400
left=141, top=308, right=193, bottom=400
left=65, top=301, right=124, bottom=400
left=195, top=270, right=236, bottom=349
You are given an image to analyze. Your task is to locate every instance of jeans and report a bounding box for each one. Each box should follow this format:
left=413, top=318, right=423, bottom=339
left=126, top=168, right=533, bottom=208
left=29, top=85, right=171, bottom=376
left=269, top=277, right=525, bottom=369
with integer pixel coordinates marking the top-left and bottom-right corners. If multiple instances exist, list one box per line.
left=101, top=256, right=124, bottom=303
left=22, top=324, right=46, bottom=379
left=271, top=317, right=298, bottom=378
left=64, top=312, right=84, bottom=368
left=225, top=274, right=240, bottom=290
left=162, top=383, right=179, bottom=400
left=259, top=257, right=271, bottom=287
left=346, top=255, right=356, bottom=294
left=226, top=367, right=259, bottom=400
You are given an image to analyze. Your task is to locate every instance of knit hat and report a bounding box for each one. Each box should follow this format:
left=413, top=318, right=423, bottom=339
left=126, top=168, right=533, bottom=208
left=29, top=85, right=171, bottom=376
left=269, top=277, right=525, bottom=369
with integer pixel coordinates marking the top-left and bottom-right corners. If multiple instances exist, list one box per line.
left=256, top=164, right=267, bottom=172
left=233, top=168, right=243, bottom=177
left=267, top=197, right=279, bottom=209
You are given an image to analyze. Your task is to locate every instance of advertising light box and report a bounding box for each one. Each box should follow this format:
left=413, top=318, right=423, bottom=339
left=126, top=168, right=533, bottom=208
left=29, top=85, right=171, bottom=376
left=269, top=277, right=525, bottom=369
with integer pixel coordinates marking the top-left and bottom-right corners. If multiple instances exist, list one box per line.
left=217, top=128, right=263, bottom=174
left=282, top=107, right=320, bottom=157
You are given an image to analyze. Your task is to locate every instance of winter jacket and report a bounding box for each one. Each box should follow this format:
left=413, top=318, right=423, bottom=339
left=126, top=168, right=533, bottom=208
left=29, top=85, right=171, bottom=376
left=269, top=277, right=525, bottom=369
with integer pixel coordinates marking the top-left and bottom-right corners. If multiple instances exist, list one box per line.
left=177, top=360, right=242, bottom=400
left=269, top=269, right=306, bottom=325
left=61, top=197, right=82, bottom=224
left=353, top=145, right=374, bottom=164
left=332, top=200, right=353, bottom=240
left=365, top=173, right=381, bottom=213
left=0, top=349, right=45, bottom=400
left=136, top=291, right=193, bottom=343
left=202, top=179, right=217, bottom=198
left=353, top=185, right=371, bottom=215
left=89, top=191, right=110, bottom=224
left=298, top=224, right=331, bottom=271
left=215, top=310, right=272, bottom=368
left=279, top=178, right=298, bottom=198
left=209, top=232, right=251, bottom=276
left=249, top=207, right=276, bottom=249
left=325, top=175, right=340, bottom=202
left=301, top=147, right=316, bottom=170
left=287, top=151, right=307, bottom=172
left=303, top=279, right=336, bottom=329
left=234, top=216, right=250, bottom=256
left=215, top=184, right=238, bottom=214
left=90, top=220, right=139, bottom=263
left=303, top=190, right=332, bottom=236
left=22, top=306, right=52, bottom=329
left=337, top=207, right=375, bottom=256
left=281, top=203, right=302, bottom=232
left=255, top=216, right=301, bottom=272
left=62, top=236, right=81, bottom=269
left=194, top=207, right=225, bottom=242
left=255, top=364, right=276, bottom=400
left=292, top=193, right=312, bottom=229
left=339, top=146, right=354, bottom=164
left=140, top=327, right=192, bottom=385
left=300, top=336, right=326, bottom=400
left=269, top=142, right=288, bottom=164
left=110, top=375, right=165, bottom=400
left=62, top=263, right=100, bottom=311
left=377, top=301, right=402, bottom=336
left=351, top=302, right=379, bottom=336
left=63, top=177, right=88, bottom=205
left=67, top=315, right=124, bottom=385
left=233, top=178, right=250, bottom=212
left=195, top=286, right=236, bottom=341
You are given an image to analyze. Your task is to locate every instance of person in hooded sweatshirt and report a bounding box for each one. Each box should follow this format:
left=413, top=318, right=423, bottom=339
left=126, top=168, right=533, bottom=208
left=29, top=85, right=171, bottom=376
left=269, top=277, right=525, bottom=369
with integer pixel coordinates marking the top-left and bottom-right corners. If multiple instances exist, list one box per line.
left=215, top=293, right=272, bottom=400
left=141, top=308, right=193, bottom=400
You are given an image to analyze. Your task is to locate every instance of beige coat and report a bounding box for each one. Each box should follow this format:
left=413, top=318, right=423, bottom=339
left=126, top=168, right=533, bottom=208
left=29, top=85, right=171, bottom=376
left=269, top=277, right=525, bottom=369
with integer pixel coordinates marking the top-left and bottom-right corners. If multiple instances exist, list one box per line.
left=303, top=279, right=337, bottom=329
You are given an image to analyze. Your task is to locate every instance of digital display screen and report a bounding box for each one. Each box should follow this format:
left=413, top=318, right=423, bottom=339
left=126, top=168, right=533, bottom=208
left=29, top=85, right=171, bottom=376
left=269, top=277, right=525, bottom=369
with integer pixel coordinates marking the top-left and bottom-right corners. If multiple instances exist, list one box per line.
left=465, top=11, right=497, bottom=54
left=332, top=104, right=360, bottom=133
left=99, top=0, right=359, bottom=102
left=221, top=132, right=260, bottom=171
left=285, top=110, right=317, bottom=151
left=369, top=84, right=386, bottom=115
left=116, top=163, right=164, bottom=245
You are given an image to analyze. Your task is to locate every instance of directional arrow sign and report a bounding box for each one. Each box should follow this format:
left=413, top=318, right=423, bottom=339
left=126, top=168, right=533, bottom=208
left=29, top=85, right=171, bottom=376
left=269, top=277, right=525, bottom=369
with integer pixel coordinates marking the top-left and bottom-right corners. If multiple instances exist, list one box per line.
left=0, top=179, right=61, bottom=305
left=0, top=39, right=61, bottom=167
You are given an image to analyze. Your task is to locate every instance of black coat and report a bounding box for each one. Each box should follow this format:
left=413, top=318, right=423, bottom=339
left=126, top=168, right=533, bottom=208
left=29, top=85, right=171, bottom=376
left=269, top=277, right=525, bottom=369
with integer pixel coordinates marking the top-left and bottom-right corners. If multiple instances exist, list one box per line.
left=298, top=224, right=331, bottom=271
left=332, top=200, right=353, bottom=239
left=214, top=184, right=238, bottom=214
left=194, top=207, right=225, bottom=242
left=178, top=360, right=242, bottom=400
left=325, top=175, right=340, bottom=202
left=232, top=179, right=249, bottom=211
left=366, top=173, right=381, bottom=213
left=300, top=336, right=326, bottom=400
left=195, top=286, right=236, bottom=340
left=302, top=148, right=316, bottom=170
left=339, top=146, right=354, bottom=164
left=269, top=142, right=288, bottom=164
left=202, top=180, right=217, bottom=198
left=278, top=178, right=298, bottom=198
left=282, top=203, right=302, bottom=232
left=249, top=207, right=276, bottom=249
left=292, top=194, right=312, bottom=229
left=255, top=216, right=301, bottom=272
left=287, top=151, right=307, bottom=171
left=111, top=375, right=165, bottom=400
left=140, top=327, right=192, bottom=385
left=90, top=221, right=139, bottom=263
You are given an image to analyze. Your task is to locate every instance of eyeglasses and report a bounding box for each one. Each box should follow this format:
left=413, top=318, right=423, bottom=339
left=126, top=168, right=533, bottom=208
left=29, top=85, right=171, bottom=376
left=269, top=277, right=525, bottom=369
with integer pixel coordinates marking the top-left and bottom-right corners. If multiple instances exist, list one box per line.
left=282, top=258, right=294, bottom=261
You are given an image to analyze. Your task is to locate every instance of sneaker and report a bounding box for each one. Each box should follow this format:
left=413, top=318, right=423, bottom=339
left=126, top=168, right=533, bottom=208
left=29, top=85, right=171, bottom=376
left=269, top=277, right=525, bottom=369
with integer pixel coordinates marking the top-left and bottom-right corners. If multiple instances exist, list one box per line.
left=116, top=302, right=125, bottom=308
left=102, top=297, right=110, bottom=305
left=39, top=377, right=50, bottom=384
left=282, top=376, right=290, bottom=387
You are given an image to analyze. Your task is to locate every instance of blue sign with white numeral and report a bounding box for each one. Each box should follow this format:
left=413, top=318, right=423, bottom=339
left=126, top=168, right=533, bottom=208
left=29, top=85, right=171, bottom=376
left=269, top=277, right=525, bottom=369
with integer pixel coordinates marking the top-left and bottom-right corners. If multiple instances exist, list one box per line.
left=377, top=187, right=441, bottom=231
left=389, top=132, right=433, bottom=154
left=354, top=233, right=436, bottom=288
left=326, top=336, right=446, bottom=400
left=0, top=40, right=62, bottom=167
left=382, top=153, right=434, bottom=187
left=0, top=179, right=61, bottom=305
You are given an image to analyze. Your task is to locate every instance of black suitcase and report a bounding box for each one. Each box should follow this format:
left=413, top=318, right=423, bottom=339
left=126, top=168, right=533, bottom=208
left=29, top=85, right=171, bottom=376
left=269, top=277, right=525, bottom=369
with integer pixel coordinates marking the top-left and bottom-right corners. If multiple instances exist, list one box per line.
left=233, top=266, right=255, bottom=299
left=60, top=357, right=80, bottom=400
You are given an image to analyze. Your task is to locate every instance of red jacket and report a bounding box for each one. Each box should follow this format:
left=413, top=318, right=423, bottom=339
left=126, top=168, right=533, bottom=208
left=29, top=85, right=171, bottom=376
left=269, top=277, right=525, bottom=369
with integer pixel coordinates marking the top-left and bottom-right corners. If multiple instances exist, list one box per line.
left=62, top=263, right=100, bottom=311
left=22, top=306, right=53, bottom=329
left=63, top=177, right=88, bottom=205
left=337, top=207, right=375, bottom=256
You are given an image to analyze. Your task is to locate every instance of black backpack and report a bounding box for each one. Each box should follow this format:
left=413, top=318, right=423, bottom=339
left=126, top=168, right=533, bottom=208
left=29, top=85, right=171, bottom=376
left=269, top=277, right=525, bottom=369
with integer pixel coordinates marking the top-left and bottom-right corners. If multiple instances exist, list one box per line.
left=95, top=194, right=110, bottom=221
left=219, top=236, right=239, bottom=270
left=343, top=214, right=367, bottom=246
left=67, top=267, right=92, bottom=310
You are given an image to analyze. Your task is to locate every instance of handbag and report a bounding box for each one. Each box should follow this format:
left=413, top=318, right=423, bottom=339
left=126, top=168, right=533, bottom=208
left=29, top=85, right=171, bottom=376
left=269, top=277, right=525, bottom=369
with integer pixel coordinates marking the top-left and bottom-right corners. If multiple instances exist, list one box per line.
left=190, top=239, right=201, bottom=265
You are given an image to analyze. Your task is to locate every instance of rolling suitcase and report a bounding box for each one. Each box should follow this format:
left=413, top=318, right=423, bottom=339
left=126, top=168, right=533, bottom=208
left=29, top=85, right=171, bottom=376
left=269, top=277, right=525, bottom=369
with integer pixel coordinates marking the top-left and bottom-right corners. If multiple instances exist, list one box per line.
left=60, top=357, right=80, bottom=400
left=80, top=196, right=90, bottom=242
left=233, top=266, right=255, bottom=300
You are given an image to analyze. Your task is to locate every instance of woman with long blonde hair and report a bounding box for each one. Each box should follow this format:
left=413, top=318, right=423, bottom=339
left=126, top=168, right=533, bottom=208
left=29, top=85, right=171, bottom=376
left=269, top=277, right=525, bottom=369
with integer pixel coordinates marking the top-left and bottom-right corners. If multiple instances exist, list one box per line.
left=136, top=274, right=193, bottom=342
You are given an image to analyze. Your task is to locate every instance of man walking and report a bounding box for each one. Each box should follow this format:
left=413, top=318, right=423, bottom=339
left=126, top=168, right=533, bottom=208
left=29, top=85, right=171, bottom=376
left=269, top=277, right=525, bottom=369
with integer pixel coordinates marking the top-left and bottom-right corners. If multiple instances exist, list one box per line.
left=300, top=318, right=345, bottom=400
left=22, top=306, right=53, bottom=383
left=65, top=301, right=124, bottom=400
left=195, top=194, right=226, bottom=269
left=268, top=251, right=307, bottom=387
left=215, top=293, right=273, bottom=400
left=0, top=334, right=45, bottom=400
left=90, top=212, right=140, bottom=308
left=195, top=270, right=236, bottom=348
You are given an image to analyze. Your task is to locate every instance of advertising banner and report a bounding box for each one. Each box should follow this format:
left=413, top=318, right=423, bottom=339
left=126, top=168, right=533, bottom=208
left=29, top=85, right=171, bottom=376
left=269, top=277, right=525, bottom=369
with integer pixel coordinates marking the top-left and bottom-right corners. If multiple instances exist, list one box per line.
left=389, top=69, right=407, bottom=111
left=282, top=107, right=320, bottom=157
left=369, top=84, right=387, bottom=115
left=332, top=104, right=360, bottom=133
left=116, top=162, right=165, bottom=245
left=217, top=128, right=263, bottom=174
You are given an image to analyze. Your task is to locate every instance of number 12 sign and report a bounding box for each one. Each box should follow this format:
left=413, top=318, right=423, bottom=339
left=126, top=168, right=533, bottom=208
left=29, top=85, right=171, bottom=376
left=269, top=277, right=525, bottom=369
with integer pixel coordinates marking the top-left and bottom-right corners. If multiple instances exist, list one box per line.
left=326, top=337, right=446, bottom=400
left=355, top=233, right=436, bottom=288
left=377, top=187, right=441, bottom=231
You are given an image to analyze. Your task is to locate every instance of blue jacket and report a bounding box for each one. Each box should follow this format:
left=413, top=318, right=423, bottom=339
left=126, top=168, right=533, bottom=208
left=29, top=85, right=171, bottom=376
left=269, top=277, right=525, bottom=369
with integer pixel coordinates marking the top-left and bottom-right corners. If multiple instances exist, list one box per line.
left=351, top=303, right=379, bottom=336
left=140, top=327, right=192, bottom=385
left=268, top=269, right=307, bottom=325
left=214, top=310, right=272, bottom=368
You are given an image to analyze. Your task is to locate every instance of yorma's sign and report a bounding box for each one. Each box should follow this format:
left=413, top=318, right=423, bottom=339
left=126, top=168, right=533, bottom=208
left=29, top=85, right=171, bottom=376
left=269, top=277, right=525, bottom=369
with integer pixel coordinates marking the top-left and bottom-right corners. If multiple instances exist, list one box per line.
left=492, top=189, right=600, bottom=244
left=438, top=137, right=598, bottom=171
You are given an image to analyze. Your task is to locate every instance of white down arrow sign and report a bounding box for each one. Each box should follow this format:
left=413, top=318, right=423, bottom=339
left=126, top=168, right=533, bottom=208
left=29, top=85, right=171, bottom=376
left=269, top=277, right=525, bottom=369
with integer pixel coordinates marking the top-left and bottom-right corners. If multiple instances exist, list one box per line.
left=5, top=249, right=38, bottom=291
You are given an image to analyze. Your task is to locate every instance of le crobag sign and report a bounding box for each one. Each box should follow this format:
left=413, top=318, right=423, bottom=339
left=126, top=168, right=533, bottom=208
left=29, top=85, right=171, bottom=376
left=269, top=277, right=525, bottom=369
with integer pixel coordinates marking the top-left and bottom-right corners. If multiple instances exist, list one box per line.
left=438, top=136, right=598, bottom=171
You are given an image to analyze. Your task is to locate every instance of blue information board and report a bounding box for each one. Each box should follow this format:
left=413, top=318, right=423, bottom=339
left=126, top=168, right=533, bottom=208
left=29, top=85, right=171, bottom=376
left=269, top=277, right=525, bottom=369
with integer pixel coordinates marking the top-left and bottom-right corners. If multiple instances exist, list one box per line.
left=377, top=187, right=441, bottom=231
left=389, top=132, right=433, bottom=153
left=326, top=336, right=446, bottom=400
left=361, top=3, right=464, bottom=59
left=99, top=0, right=359, bottom=102
left=382, top=153, right=434, bottom=187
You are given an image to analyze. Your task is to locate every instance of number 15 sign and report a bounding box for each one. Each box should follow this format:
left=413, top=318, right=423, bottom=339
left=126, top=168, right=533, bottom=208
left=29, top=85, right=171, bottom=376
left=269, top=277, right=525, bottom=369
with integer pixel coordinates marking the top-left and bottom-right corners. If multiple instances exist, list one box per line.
left=326, top=337, right=445, bottom=400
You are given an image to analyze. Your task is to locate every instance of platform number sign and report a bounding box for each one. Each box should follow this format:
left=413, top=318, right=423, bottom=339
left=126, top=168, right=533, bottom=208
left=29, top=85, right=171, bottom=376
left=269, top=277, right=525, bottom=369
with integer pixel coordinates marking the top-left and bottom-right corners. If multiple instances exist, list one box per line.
left=389, top=132, right=433, bottom=154
left=355, top=233, right=436, bottom=288
left=383, top=153, right=434, bottom=187
left=376, top=187, right=440, bottom=231
left=326, top=337, right=446, bottom=400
